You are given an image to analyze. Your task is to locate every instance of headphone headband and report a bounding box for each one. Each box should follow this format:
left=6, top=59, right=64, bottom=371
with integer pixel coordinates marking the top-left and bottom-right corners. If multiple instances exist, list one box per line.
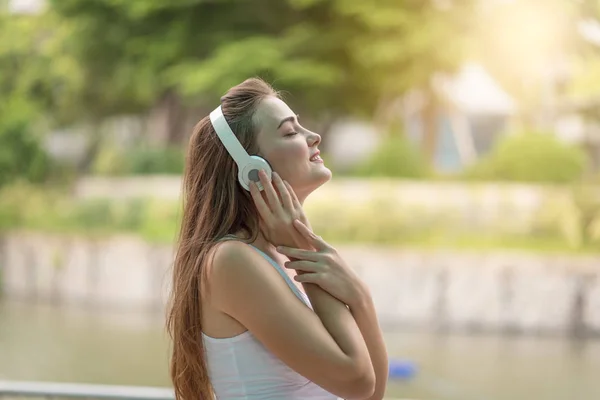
left=209, top=105, right=251, bottom=168
left=208, top=104, right=272, bottom=191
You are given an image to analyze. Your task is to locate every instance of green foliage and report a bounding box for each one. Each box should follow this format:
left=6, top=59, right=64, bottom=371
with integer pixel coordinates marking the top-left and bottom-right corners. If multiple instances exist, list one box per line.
left=91, top=144, right=128, bottom=176
left=2, top=181, right=600, bottom=253
left=463, top=132, right=588, bottom=183
left=0, top=101, right=52, bottom=187
left=0, top=11, right=83, bottom=124
left=43, top=0, right=475, bottom=120
left=534, top=185, right=600, bottom=250
left=0, top=11, right=77, bottom=186
left=352, top=134, right=429, bottom=178
left=0, top=183, right=180, bottom=242
left=127, top=146, right=185, bottom=175
left=92, top=144, right=185, bottom=176
left=0, top=182, right=62, bottom=230
left=0, top=0, right=479, bottom=179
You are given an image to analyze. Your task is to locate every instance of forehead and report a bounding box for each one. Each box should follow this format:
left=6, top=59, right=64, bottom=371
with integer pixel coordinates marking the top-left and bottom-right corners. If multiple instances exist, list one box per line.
left=254, top=96, right=296, bottom=131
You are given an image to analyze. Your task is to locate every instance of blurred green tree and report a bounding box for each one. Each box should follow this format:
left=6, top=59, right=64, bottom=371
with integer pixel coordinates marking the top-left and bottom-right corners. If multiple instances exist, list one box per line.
left=463, top=131, right=588, bottom=183
left=0, top=10, right=77, bottom=185
left=44, top=0, right=475, bottom=158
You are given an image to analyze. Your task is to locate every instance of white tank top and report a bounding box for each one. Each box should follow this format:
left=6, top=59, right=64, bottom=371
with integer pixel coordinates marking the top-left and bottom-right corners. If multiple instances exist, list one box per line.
left=202, top=243, right=340, bottom=400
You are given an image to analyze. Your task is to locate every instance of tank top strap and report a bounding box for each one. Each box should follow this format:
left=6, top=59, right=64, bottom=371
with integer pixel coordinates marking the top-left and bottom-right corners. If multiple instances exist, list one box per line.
left=247, top=244, right=312, bottom=309
left=214, top=236, right=311, bottom=309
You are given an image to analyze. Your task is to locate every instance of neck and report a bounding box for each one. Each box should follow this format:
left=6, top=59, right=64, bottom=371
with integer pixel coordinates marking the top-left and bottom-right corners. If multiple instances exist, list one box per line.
left=250, top=230, right=277, bottom=253
left=296, top=190, right=309, bottom=205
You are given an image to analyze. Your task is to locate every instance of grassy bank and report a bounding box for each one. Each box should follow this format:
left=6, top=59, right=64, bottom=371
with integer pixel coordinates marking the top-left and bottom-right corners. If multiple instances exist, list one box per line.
left=1, top=182, right=599, bottom=254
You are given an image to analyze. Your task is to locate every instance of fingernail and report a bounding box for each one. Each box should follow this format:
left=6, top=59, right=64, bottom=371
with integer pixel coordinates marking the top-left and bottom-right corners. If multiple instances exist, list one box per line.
left=276, top=246, right=283, bottom=252
left=272, top=171, right=278, bottom=178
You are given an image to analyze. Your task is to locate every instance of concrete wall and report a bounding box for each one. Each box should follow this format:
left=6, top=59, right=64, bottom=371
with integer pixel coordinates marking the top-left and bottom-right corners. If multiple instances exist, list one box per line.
left=2, top=233, right=599, bottom=336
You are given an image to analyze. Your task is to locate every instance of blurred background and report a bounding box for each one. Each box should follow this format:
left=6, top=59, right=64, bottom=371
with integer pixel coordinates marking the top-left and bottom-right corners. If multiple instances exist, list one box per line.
left=1, top=0, right=600, bottom=399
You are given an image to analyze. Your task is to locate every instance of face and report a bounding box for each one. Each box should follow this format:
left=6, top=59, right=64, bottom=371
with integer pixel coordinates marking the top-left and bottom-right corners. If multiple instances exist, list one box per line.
left=253, top=96, right=332, bottom=202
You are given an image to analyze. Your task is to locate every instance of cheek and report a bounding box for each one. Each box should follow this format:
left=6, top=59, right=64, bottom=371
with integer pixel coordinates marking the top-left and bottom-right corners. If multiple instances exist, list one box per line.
left=265, top=142, right=308, bottom=176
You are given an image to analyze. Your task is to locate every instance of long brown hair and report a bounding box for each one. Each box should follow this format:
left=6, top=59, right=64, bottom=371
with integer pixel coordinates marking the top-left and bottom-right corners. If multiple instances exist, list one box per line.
left=167, top=78, right=278, bottom=400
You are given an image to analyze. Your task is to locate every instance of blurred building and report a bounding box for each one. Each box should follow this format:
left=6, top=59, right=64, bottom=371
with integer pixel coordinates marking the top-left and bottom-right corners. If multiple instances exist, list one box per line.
left=325, top=63, right=517, bottom=173
left=404, top=62, right=517, bottom=172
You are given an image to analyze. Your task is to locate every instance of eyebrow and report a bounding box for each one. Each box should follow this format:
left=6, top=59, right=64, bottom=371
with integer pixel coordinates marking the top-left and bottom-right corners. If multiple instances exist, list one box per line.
left=277, top=114, right=299, bottom=129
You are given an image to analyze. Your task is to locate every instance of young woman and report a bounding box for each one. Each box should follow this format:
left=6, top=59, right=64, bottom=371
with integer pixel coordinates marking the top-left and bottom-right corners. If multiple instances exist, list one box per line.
left=167, top=78, right=388, bottom=400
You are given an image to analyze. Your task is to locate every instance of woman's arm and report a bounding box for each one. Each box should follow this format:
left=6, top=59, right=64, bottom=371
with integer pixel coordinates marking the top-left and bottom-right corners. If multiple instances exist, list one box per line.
left=247, top=171, right=384, bottom=398
left=209, top=241, right=375, bottom=400
left=350, top=293, right=389, bottom=400
left=281, top=220, right=388, bottom=400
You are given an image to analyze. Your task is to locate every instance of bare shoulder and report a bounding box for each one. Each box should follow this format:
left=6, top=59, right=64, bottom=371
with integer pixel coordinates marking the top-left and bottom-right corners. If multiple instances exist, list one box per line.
left=209, top=240, right=267, bottom=283
left=207, top=240, right=322, bottom=336
left=207, top=240, right=284, bottom=307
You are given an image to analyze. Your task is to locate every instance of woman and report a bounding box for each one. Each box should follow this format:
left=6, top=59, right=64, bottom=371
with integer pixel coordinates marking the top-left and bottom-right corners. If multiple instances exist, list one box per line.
left=167, top=78, right=388, bottom=400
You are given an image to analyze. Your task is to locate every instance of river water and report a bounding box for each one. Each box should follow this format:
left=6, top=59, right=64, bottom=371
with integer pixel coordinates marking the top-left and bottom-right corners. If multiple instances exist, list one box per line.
left=1, top=299, right=599, bottom=400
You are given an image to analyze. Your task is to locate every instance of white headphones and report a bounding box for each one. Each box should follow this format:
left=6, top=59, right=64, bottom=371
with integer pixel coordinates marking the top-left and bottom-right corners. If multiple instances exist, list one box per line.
left=209, top=105, right=273, bottom=191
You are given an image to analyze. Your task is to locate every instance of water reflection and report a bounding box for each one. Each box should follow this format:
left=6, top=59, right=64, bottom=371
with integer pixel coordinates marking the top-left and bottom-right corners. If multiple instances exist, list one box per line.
left=0, top=299, right=170, bottom=386
left=1, top=299, right=599, bottom=400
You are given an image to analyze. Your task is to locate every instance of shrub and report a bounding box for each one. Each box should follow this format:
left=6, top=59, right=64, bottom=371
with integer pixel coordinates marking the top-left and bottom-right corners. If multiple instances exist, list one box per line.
left=126, top=146, right=185, bottom=175
left=352, top=133, right=429, bottom=178
left=91, top=144, right=129, bottom=176
left=0, top=183, right=180, bottom=242
left=533, top=185, right=600, bottom=249
left=0, top=117, right=52, bottom=187
left=2, top=181, right=599, bottom=253
left=0, top=182, right=62, bottom=230
left=92, top=144, right=185, bottom=176
left=463, top=131, right=588, bottom=183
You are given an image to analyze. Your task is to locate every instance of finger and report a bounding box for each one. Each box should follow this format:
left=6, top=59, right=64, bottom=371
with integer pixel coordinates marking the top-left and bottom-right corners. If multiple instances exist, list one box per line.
left=273, top=172, right=293, bottom=210
left=276, top=246, right=320, bottom=261
left=259, top=169, right=281, bottom=211
left=283, top=180, right=301, bottom=208
left=293, top=273, right=321, bottom=284
left=284, top=260, right=320, bottom=273
left=292, top=219, right=329, bottom=251
left=249, top=181, right=272, bottom=220
left=290, top=230, right=316, bottom=252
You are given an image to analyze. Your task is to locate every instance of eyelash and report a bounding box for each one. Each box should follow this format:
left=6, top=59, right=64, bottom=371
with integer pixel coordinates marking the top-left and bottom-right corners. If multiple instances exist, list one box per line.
left=284, top=131, right=297, bottom=137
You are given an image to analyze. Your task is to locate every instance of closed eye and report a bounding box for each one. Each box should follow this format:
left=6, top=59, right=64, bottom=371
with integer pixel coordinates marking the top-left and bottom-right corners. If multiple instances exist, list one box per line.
left=284, top=131, right=297, bottom=137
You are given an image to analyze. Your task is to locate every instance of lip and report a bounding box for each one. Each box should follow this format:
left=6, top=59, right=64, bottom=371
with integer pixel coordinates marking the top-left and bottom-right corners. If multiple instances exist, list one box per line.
left=309, top=150, right=321, bottom=162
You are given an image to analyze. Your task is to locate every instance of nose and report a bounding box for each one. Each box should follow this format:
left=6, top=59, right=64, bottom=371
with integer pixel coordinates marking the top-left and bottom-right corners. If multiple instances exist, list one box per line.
left=307, top=130, right=321, bottom=147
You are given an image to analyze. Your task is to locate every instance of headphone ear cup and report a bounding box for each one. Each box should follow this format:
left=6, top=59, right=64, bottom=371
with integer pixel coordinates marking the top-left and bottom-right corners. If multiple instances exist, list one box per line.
left=238, top=156, right=272, bottom=191
left=263, top=157, right=273, bottom=174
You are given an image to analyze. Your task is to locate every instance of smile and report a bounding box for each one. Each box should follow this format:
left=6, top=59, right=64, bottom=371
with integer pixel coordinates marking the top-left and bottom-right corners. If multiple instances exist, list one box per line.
left=310, top=154, right=323, bottom=163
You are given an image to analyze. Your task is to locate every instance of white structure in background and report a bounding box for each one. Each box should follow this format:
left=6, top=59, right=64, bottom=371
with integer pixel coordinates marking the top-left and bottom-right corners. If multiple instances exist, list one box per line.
left=326, top=62, right=517, bottom=173
left=429, top=62, right=516, bottom=169
left=324, top=119, right=382, bottom=172
left=437, top=62, right=516, bottom=116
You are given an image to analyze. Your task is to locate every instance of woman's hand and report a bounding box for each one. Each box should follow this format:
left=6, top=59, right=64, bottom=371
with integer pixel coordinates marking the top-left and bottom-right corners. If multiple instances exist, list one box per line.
left=276, top=219, right=369, bottom=310
left=249, top=170, right=312, bottom=250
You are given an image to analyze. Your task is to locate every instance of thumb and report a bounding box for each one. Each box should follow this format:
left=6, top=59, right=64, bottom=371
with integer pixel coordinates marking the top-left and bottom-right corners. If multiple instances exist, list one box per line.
left=293, top=219, right=326, bottom=250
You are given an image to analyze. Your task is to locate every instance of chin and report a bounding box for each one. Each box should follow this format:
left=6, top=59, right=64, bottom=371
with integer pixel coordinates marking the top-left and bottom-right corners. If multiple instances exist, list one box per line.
left=296, top=167, right=332, bottom=200
left=318, top=166, right=333, bottom=185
